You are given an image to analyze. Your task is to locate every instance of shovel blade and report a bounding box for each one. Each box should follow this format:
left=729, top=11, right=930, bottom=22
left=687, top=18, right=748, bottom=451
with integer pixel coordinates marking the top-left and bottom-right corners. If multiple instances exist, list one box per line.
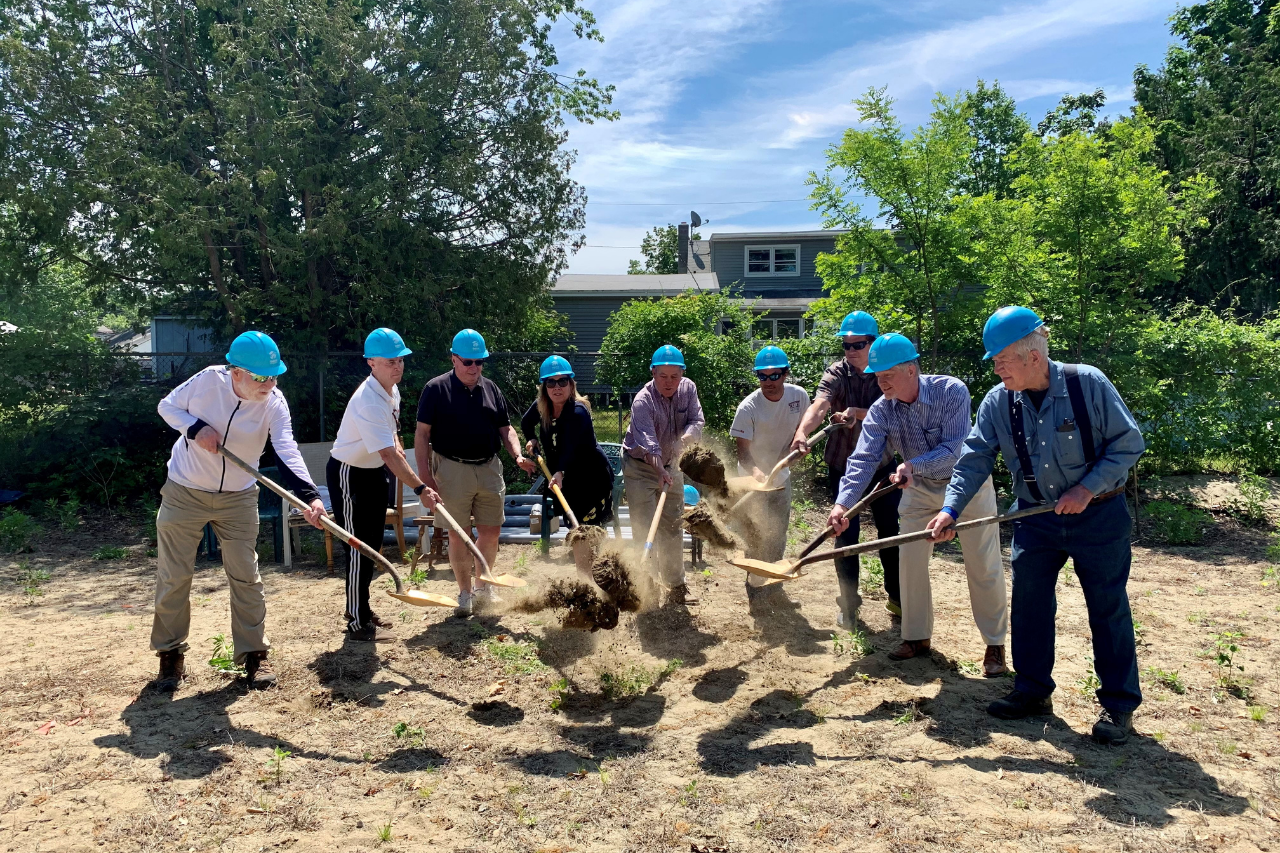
left=729, top=554, right=804, bottom=580
left=479, top=573, right=528, bottom=589
left=388, top=590, right=458, bottom=608
left=725, top=475, right=784, bottom=494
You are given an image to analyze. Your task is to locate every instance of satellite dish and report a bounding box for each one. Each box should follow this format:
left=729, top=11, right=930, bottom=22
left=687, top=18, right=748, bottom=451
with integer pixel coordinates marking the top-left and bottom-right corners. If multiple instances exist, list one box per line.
left=690, top=211, right=702, bottom=228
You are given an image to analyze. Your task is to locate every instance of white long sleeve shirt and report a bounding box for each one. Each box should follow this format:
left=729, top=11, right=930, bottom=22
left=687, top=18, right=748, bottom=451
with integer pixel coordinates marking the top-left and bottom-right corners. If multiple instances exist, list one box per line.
left=157, top=366, right=320, bottom=501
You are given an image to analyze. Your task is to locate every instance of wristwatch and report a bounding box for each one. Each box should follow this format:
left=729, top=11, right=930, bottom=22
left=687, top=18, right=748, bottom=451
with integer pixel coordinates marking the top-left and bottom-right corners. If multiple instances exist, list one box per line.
left=413, top=483, right=427, bottom=496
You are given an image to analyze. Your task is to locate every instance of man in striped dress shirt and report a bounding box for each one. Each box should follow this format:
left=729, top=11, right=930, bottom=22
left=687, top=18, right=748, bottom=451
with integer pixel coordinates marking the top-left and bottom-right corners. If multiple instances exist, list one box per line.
left=826, top=334, right=1008, bottom=675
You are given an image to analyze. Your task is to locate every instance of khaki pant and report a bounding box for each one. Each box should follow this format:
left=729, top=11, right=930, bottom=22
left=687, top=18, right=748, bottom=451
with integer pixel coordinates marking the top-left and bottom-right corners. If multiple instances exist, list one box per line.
left=151, top=480, right=267, bottom=664
left=430, top=453, right=506, bottom=528
left=623, top=455, right=685, bottom=587
left=737, top=481, right=792, bottom=586
left=898, top=476, right=1007, bottom=646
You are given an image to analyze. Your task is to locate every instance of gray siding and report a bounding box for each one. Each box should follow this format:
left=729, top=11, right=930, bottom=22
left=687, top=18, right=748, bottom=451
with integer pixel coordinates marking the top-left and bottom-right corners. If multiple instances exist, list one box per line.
left=710, top=237, right=837, bottom=298
left=151, top=316, right=218, bottom=380
left=553, top=296, right=624, bottom=353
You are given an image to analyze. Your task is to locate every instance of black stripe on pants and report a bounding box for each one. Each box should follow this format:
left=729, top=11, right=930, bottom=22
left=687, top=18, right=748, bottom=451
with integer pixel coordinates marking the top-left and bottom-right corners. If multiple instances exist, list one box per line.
left=326, top=457, right=389, bottom=632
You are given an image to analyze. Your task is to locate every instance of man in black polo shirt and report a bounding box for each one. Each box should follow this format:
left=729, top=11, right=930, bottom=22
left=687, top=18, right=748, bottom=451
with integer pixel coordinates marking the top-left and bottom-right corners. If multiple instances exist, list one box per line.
left=415, top=329, right=533, bottom=616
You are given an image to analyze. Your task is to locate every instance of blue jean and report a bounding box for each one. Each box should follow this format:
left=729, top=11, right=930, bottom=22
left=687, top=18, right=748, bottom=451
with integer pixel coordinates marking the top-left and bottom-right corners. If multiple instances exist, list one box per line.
left=1009, top=494, right=1141, bottom=714
left=830, top=466, right=901, bottom=604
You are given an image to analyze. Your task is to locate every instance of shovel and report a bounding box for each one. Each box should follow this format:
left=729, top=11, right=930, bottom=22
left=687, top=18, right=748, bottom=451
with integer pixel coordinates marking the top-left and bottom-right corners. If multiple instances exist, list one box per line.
left=217, top=446, right=456, bottom=608
left=733, top=502, right=1060, bottom=580
left=726, top=422, right=847, bottom=510
left=640, top=483, right=670, bottom=563
left=535, top=453, right=601, bottom=579
left=431, top=500, right=528, bottom=588
left=733, top=479, right=898, bottom=579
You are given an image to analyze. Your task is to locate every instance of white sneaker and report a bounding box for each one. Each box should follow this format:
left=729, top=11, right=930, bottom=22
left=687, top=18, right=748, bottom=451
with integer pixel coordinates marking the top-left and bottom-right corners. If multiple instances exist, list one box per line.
left=454, top=591, right=473, bottom=618
left=474, top=585, right=502, bottom=606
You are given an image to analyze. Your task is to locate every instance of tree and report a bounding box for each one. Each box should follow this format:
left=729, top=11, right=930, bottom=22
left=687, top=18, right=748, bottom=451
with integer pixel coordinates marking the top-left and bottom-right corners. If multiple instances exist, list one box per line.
left=961, top=80, right=1030, bottom=199
left=627, top=224, right=700, bottom=275
left=0, top=0, right=617, bottom=354
left=808, top=87, right=982, bottom=367
left=1038, top=89, right=1110, bottom=137
left=597, top=291, right=754, bottom=429
left=1134, top=0, right=1280, bottom=314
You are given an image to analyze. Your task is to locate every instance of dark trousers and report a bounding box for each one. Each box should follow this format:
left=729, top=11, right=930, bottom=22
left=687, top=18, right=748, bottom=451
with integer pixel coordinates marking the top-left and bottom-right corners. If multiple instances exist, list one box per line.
left=327, top=457, right=390, bottom=632
left=830, top=465, right=901, bottom=603
left=1009, top=494, right=1142, bottom=714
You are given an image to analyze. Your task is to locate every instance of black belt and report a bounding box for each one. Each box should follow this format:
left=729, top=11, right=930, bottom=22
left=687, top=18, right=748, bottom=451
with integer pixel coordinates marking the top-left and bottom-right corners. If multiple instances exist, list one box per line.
left=437, top=452, right=494, bottom=466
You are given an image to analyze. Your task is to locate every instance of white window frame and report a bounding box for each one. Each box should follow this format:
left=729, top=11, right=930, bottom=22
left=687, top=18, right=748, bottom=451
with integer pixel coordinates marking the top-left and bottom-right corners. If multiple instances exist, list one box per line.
left=744, top=244, right=801, bottom=277
left=750, top=316, right=806, bottom=341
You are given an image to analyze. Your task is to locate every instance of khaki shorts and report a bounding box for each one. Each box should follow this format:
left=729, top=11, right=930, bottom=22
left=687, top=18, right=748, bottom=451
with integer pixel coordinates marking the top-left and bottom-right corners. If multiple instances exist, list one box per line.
left=431, top=453, right=506, bottom=528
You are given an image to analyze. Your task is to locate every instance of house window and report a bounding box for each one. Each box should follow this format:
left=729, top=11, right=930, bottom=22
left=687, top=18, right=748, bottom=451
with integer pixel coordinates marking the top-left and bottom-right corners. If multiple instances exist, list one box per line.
left=745, top=245, right=801, bottom=277
left=751, top=317, right=805, bottom=341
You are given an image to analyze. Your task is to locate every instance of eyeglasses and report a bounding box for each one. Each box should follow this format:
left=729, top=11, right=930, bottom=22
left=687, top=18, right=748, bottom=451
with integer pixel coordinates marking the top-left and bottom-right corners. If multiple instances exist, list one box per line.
left=842, top=339, right=873, bottom=351
left=236, top=369, right=276, bottom=383
left=544, top=377, right=572, bottom=388
left=755, top=371, right=784, bottom=382
left=457, top=358, right=486, bottom=367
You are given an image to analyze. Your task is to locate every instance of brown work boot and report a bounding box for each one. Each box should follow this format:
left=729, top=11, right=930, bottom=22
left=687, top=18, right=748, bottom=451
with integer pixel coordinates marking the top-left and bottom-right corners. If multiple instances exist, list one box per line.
left=666, top=584, right=699, bottom=607
left=369, top=611, right=393, bottom=629
left=154, top=650, right=186, bottom=691
left=983, top=644, right=1009, bottom=677
left=244, top=651, right=277, bottom=689
left=887, top=638, right=931, bottom=661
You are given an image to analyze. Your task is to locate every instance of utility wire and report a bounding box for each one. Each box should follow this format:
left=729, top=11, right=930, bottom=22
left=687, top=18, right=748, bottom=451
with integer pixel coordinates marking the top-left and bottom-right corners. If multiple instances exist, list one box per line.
left=585, top=198, right=808, bottom=206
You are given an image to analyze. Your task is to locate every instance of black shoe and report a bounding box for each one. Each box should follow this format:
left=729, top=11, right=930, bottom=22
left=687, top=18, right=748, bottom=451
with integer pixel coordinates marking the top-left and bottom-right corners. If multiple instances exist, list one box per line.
left=987, top=689, right=1053, bottom=720
left=349, top=624, right=396, bottom=643
left=244, top=651, right=277, bottom=689
left=1091, top=709, right=1133, bottom=745
left=154, top=650, right=186, bottom=691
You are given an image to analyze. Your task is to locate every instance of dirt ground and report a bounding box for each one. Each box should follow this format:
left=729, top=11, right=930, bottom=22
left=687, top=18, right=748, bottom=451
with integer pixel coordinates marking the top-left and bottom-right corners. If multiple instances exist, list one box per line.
left=1, top=484, right=1278, bottom=853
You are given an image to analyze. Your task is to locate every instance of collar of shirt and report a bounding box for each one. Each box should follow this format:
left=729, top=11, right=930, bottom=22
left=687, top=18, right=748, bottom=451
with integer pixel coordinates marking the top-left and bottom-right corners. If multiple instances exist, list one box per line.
left=1014, top=360, right=1067, bottom=410
left=364, top=374, right=398, bottom=406
left=889, top=374, right=933, bottom=415
left=450, top=370, right=484, bottom=396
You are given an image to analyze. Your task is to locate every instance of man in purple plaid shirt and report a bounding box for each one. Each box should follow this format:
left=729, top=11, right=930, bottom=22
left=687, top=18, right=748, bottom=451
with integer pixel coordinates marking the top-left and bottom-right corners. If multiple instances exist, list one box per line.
left=826, top=334, right=1008, bottom=675
left=622, top=345, right=705, bottom=606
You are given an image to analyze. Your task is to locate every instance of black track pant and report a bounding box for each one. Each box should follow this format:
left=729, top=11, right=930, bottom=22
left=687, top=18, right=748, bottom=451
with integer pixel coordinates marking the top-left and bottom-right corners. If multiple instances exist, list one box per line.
left=327, top=457, right=389, bottom=632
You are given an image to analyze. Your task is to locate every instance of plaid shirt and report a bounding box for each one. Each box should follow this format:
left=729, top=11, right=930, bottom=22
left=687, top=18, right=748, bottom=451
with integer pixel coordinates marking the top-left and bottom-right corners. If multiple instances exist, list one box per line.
left=622, top=377, right=705, bottom=466
left=835, top=374, right=973, bottom=508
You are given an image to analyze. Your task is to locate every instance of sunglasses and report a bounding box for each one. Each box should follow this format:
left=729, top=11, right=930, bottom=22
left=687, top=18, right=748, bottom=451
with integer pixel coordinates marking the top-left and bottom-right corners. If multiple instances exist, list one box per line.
left=238, top=369, right=276, bottom=383
left=755, top=371, right=785, bottom=382
left=456, top=357, right=486, bottom=367
left=842, top=339, right=873, bottom=351
left=544, top=377, right=572, bottom=388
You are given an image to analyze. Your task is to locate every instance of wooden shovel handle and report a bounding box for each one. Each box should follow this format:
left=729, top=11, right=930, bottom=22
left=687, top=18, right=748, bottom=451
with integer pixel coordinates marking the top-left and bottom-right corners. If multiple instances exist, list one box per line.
left=431, top=500, right=493, bottom=577
left=641, top=484, right=669, bottom=563
left=536, top=454, right=579, bottom=529
left=794, top=502, right=1059, bottom=570
left=218, top=446, right=405, bottom=594
left=760, top=422, right=847, bottom=490
left=795, top=479, right=897, bottom=562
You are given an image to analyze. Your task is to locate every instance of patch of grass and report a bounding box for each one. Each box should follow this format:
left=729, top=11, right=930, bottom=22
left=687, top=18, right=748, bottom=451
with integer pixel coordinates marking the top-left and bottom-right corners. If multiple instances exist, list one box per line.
left=1217, top=739, right=1238, bottom=756
left=1262, top=564, right=1279, bottom=588
left=956, top=660, right=982, bottom=676
left=512, top=550, right=529, bottom=576
left=598, top=658, right=682, bottom=700
left=481, top=636, right=548, bottom=675
left=859, top=555, right=884, bottom=593
left=92, top=545, right=128, bottom=560
left=375, top=821, right=393, bottom=843
left=406, top=563, right=428, bottom=585
left=0, top=508, right=39, bottom=553
left=893, top=702, right=920, bottom=726
left=1248, top=705, right=1267, bottom=722
left=1188, top=721, right=1204, bottom=733
left=831, top=629, right=875, bottom=658
left=1144, top=667, right=1187, bottom=694
left=1143, top=500, right=1211, bottom=545
left=1076, top=659, right=1101, bottom=696
left=17, top=560, right=49, bottom=598
left=208, top=634, right=245, bottom=675
left=1227, top=473, right=1269, bottom=527
left=1152, top=731, right=1167, bottom=743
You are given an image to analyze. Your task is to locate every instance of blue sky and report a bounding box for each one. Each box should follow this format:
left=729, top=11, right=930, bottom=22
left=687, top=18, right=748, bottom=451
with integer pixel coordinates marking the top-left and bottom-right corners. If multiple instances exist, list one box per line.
left=553, top=0, right=1182, bottom=274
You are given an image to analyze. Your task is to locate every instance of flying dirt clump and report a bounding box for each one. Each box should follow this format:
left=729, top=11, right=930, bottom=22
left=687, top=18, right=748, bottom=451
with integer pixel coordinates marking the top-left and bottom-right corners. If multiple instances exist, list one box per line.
left=565, top=525, right=607, bottom=548
left=679, top=444, right=727, bottom=494
left=515, top=580, right=619, bottom=632
left=591, top=552, right=643, bottom=612
left=682, top=505, right=741, bottom=552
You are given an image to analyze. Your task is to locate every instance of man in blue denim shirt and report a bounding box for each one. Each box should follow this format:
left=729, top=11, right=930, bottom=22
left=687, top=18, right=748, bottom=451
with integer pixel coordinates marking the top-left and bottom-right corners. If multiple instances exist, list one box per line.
left=927, top=307, right=1145, bottom=745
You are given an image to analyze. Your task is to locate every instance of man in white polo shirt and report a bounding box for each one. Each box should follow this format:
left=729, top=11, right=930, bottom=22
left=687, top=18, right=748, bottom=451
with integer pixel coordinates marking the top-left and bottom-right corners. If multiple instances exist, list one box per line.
left=731, top=346, right=809, bottom=607
left=328, top=328, right=439, bottom=642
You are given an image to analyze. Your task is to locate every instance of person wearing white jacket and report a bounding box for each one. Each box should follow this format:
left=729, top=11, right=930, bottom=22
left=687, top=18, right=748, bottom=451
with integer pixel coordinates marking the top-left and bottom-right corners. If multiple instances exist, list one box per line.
left=151, top=331, right=325, bottom=691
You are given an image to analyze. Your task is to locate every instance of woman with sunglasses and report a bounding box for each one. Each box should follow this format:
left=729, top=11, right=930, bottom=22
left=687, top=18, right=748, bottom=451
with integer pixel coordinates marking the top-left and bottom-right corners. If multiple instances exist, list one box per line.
left=519, top=356, right=615, bottom=542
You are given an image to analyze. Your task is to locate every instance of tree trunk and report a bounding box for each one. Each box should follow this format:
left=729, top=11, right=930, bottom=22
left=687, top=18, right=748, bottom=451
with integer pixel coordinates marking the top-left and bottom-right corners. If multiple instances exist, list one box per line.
left=202, top=230, right=243, bottom=332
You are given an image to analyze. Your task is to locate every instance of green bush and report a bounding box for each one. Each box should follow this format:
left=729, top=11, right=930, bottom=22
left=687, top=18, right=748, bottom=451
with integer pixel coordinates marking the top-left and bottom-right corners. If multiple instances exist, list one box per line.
left=0, top=509, right=40, bottom=553
left=1143, top=500, right=1212, bottom=545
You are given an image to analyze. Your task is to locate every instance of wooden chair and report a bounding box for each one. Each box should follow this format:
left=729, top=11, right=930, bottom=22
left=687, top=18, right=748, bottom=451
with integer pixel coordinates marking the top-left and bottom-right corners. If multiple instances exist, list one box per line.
left=387, top=451, right=423, bottom=559
left=293, top=442, right=335, bottom=571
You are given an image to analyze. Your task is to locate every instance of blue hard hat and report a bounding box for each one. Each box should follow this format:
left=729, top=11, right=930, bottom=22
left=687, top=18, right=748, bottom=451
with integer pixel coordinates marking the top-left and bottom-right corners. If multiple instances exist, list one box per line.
left=364, top=328, right=412, bottom=359
left=982, top=306, right=1044, bottom=360
left=837, top=311, right=879, bottom=338
left=539, top=355, right=574, bottom=380
left=683, top=484, right=700, bottom=506
left=226, top=331, right=287, bottom=377
left=451, top=328, right=489, bottom=359
left=650, top=344, right=686, bottom=369
left=864, top=333, right=919, bottom=374
left=753, top=345, right=790, bottom=372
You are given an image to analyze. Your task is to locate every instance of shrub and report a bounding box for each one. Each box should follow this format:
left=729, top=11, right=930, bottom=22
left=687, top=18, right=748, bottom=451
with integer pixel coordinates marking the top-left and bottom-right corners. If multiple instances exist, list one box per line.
left=1227, top=473, right=1271, bottom=527
left=1143, top=500, right=1211, bottom=545
left=0, top=509, right=39, bottom=553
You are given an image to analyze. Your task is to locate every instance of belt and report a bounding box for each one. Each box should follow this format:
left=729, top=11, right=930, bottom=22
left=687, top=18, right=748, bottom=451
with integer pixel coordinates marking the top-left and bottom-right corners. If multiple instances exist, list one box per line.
left=437, top=452, right=494, bottom=466
left=1091, top=485, right=1126, bottom=502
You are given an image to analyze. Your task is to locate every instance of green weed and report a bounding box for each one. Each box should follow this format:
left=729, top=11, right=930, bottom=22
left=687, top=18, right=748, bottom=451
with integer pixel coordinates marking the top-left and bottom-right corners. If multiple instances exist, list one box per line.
left=375, top=821, right=393, bottom=843
left=831, top=629, right=875, bottom=657
left=208, top=634, right=245, bottom=675
left=17, top=560, right=49, bottom=598
left=0, top=509, right=39, bottom=553
left=406, top=563, right=428, bottom=585
left=1152, top=731, right=1166, bottom=743
left=859, top=555, right=884, bottom=593
left=1143, top=500, right=1211, bottom=545
left=548, top=678, right=570, bottom=711
left=1248, top=705, right=1267, bottom=722
left=1144, top=667, right=1186, bottom=694
left=265, top=745, right=291, bottom=786
left=392, top=721, right=426, bottom=745
left=1076, top=659, right=1101, bottom=695
left=481, top=636, right=548, bottom=675
left=1228, top=473, right=1269, bottom=526
left=93, top=545, right=127, bottom=560
left=598, top=658, right=682, bottom=700
left=680, top=779, right=699, bottom=806
left=956, top=659, right=982, bottom=676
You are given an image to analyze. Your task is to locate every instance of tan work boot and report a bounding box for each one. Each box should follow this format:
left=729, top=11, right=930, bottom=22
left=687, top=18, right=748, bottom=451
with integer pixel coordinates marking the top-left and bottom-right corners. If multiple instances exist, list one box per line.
left=155, top=650, right=186, bottom=691
left=244, top=651, right=277, bottom=689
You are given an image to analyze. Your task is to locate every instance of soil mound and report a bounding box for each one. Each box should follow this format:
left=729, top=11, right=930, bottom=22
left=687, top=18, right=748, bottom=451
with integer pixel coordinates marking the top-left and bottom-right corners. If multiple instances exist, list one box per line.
left=679, top=445, right=726, bottom=493
left=682, top=505, right=741, bottom=551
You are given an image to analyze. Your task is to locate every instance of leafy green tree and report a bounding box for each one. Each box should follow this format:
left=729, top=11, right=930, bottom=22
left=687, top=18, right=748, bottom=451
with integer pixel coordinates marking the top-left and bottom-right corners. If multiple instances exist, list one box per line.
left=808, top=87, right=983, bottom=367
left=1134, top=0, right=1280, bottom=314
left=0, top=0, right=616, bottom=354
left=961, top=80, right=1030, bottom=199
left=627, top=224, right=701, bottom=275
left=1038, top=89, right=1110, bottom=137
left=597, top=292, right=754, bottom=429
